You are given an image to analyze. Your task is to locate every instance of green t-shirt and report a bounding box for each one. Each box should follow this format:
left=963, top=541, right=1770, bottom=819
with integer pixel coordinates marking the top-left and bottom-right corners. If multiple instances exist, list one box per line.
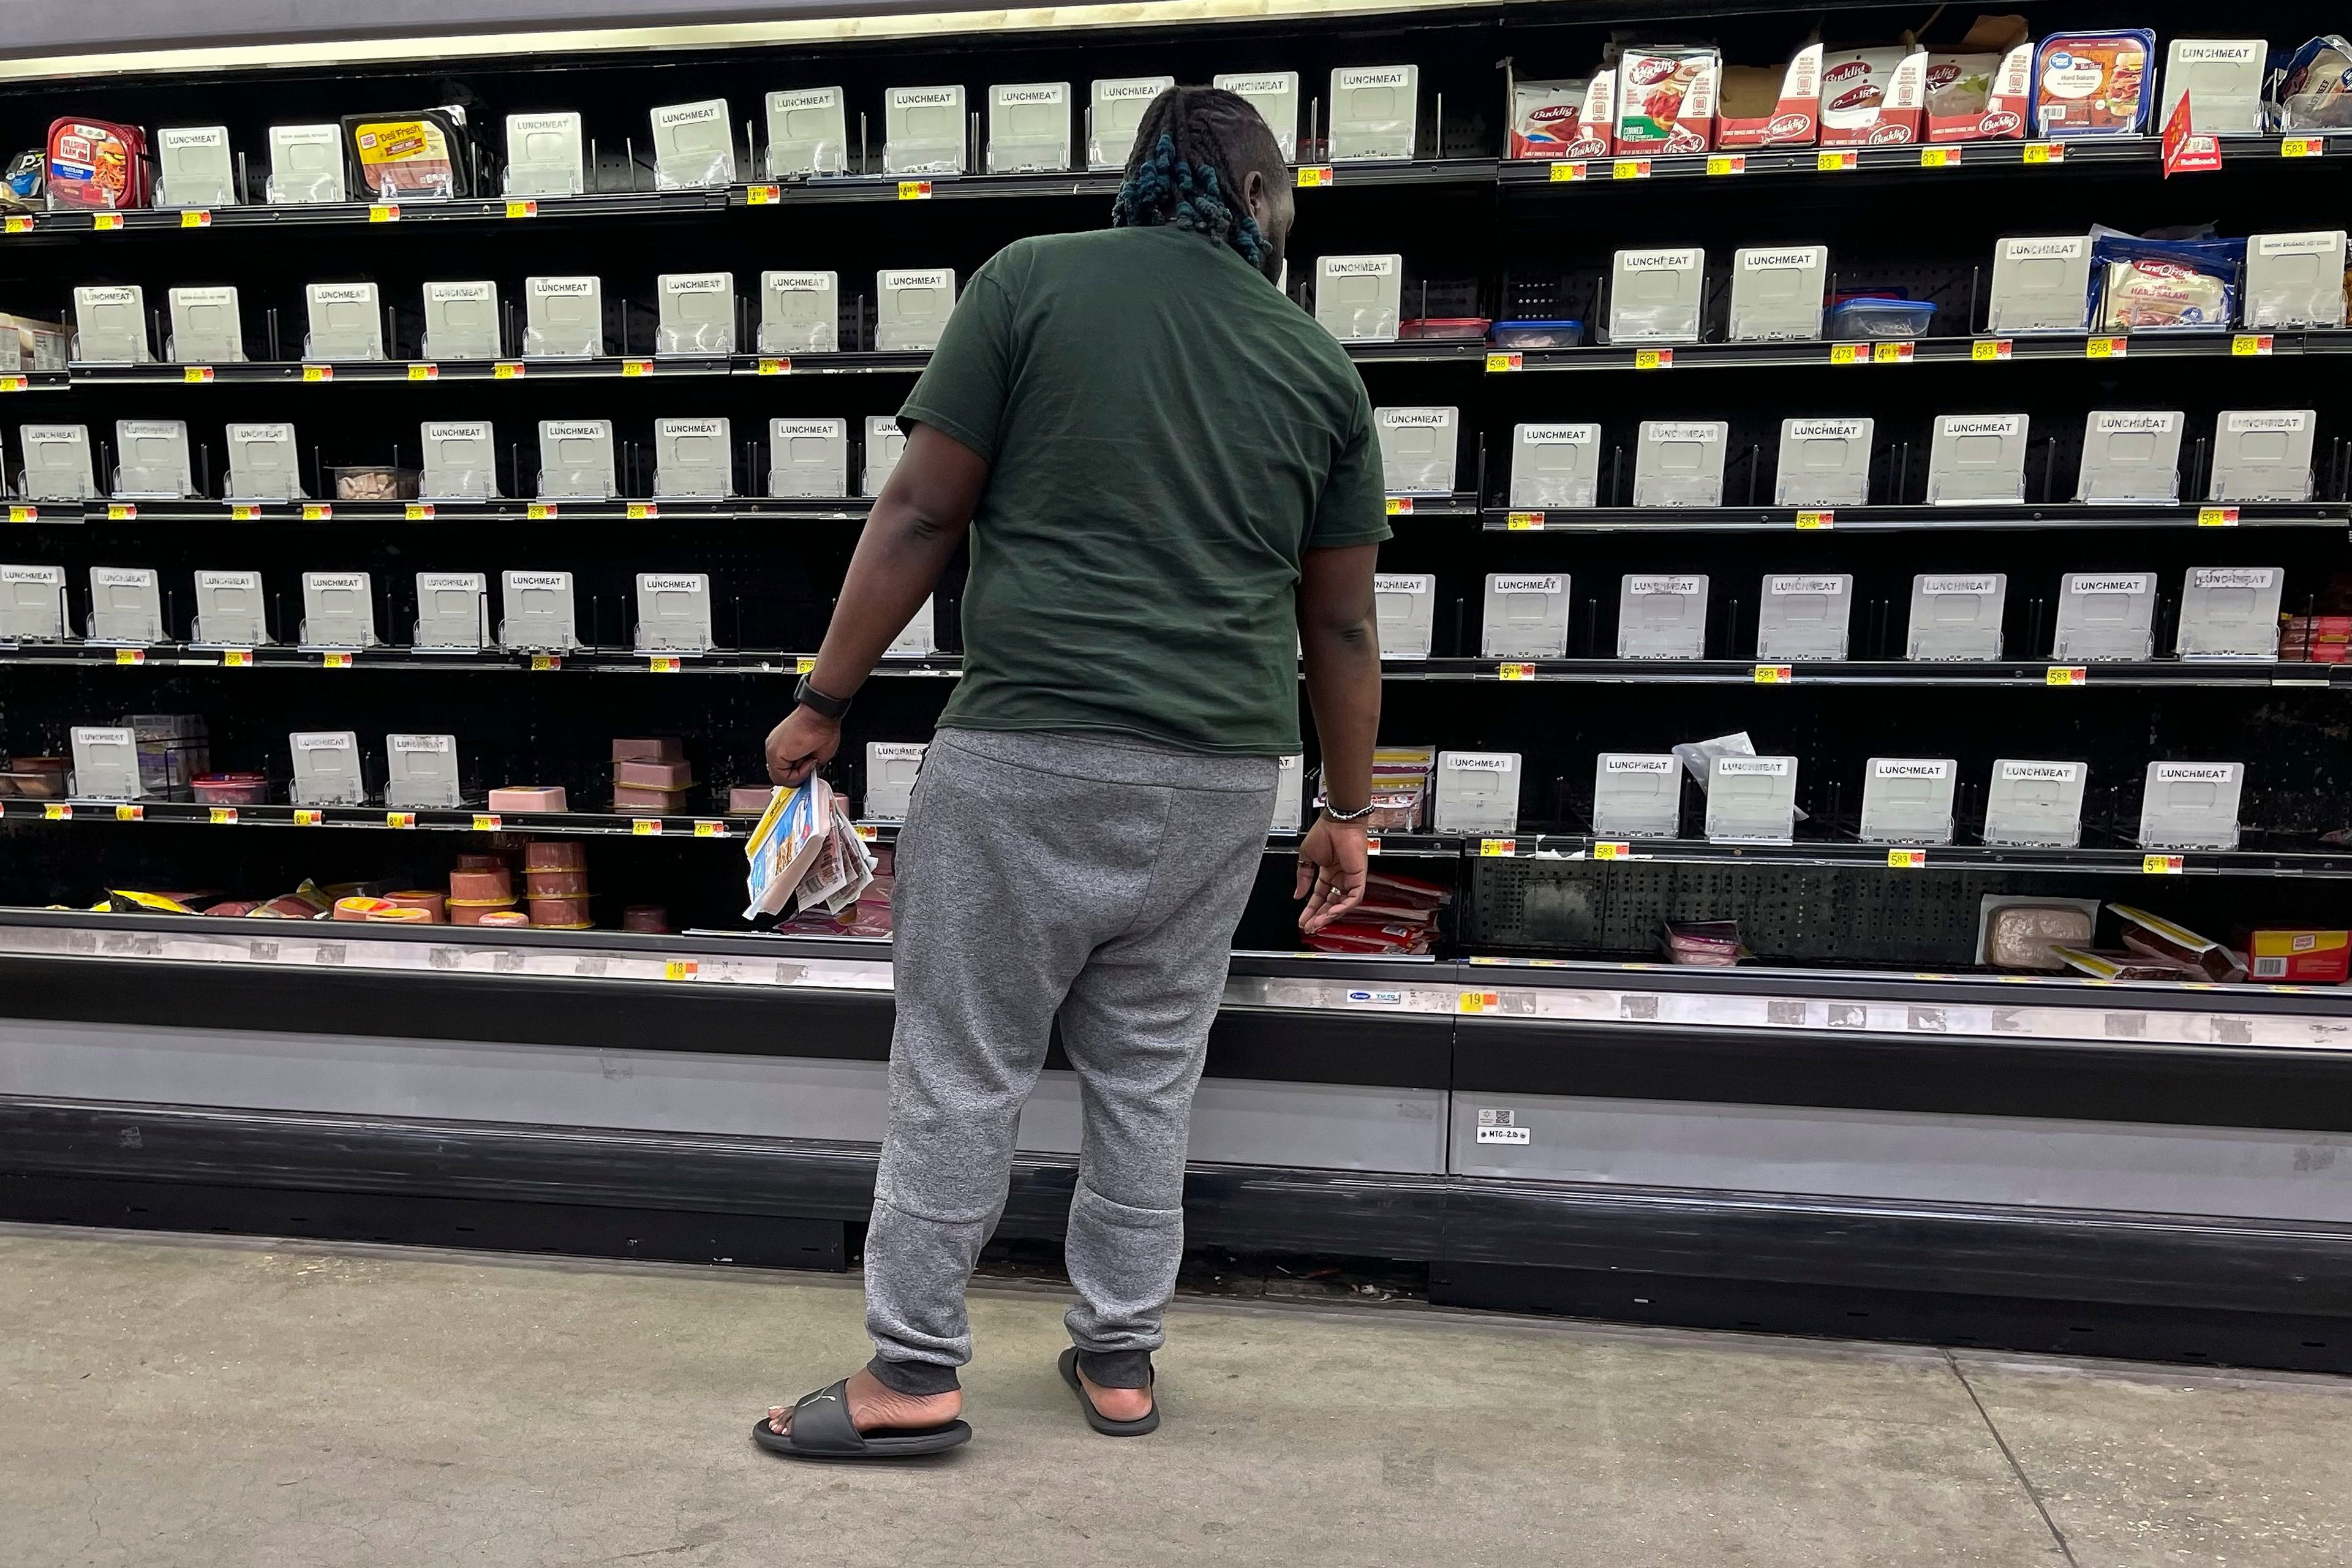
left=898, top=223, right=1390, bottom=756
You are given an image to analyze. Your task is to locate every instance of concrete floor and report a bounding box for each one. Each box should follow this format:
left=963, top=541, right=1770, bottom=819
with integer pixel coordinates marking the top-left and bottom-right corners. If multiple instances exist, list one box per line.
left=4, top=1226, right=2348, bottom=1568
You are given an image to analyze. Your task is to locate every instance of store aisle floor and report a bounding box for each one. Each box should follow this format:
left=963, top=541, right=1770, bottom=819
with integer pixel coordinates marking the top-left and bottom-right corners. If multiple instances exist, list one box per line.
left=5, top=1225, right=2346, bottom=1568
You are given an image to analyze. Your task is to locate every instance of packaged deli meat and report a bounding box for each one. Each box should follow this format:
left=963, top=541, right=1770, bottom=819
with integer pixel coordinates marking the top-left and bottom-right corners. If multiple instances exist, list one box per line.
left=1975, top=895, right=2100, bottom=970
left=2090, top=228, right=2242, bottom=331
left=2237, top=926, right=2351, bottom=984
left=1819, top=48, right=1926, bottom=145
left=2273, top=36, right=2352, bottom=131
left=2034, top=30, right=2157, bottom=137
left=1714, top=43, right=1823, bottom=148
left=476, top=910, right=532, bottom=928
left=486, top=784, right=567, bottom=813
left=2113, top=905, right=2245, bottom=982
left=341, top=106, right=491, bottom=200
left=47, top=118, right=151, bottom=211
left=1509, top=79, right=1591, bottom=159
left=449, top=867, right=514, bottom=902
left=621, top=905, right=671, bottom=933
left=1926, top=15, right=2036, bottom=142
left=522, top=839, right=587, bottom=871
left=1615, top=47, right=1719, bottom=154
left=525, top=869, right=590, bottom=897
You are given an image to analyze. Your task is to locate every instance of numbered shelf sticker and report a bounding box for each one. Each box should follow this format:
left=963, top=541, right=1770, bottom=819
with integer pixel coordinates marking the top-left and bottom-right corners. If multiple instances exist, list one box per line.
left=293, top=809, right=322, bottom=826
left=1753, top=664, right=1793, bottom=684
left=505, top=200, right=538, bottom=219
left=2086, top=336, right=2127, bottom=358
left=1706, top=154, right=1746, bottom=176
left=1479, top=839, right=1517, bottom=857
left=2143, top=854, right=2185, bottom=874
left=1458, top=990, right=1501, bottom=1013
left=1505, top=511, right=1545, bottom=530
left=1498, top=662, right=1534, bottom=680
left=184, top=366, right=214, bottom=383
left=758, top=357, right=792, bottom=375
left=2046, top=665, right=2089, bottom=686
left=1794, top=511, right=1834, bottom=529
left=633, top=818, right=663, bottom=835
left=663, top=959, right=699, bottom=981
left=115, top=648, right=144, bottom=665
left=1611, top=159, right=1651, bottom=180
left=1873, top=341, right=1913, bottom=363
left=494, top=362, right=527, bottom=380
left=527, top=503, right=558, bottom=521
left=693, top=820, right=727, bottom=838
left=2282, top=137, right=2324, bottom=158
left=2233, top=334, right=2274, bottom=356
left=1919, top=146, right=1961, bottom=168
left=1485, top=351, right=1525, bottom=373
left=897, top=180, right=934, bottom=200
left=530, top=654, right=561, bottom=671
left=473, top=814, right=502, bottom=832
left=386, top=811, right=417, bottom=829
left=43, top=802, right=72, bottom=820
left=322, top=651, right=353, bottom=669
left=1593, top=841, right=1635, bottom=861
left=1817, top=149, right=1858, bottom=172
left=648, top=655, right=682, bottom=673
left=209, top=806, right=238, bottom=824
left=746, top=185, right=781, bottom=205
left=1294, top=166, right=1335, bottom=188
left=1633, top=347, right=1673, bottom=370
left=223, top=649, right=253, bottom=666
left=2021, top=141, right=2066, bottom=164
left=1385, top=497, right=1413, bottom=515
left=1547, top=160, right=1588, bottom=182
left=368, top=203, right=400, bottom=222
left=1887, top=848, right=1927, bottom=869
left=115, top=804, right=143, bottom=821
left=2198, top=507, right=2239, bottom=527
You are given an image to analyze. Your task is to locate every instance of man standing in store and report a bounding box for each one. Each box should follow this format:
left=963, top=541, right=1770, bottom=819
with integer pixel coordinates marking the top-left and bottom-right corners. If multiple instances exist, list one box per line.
left=753, top=86, right=1387, bottom=1458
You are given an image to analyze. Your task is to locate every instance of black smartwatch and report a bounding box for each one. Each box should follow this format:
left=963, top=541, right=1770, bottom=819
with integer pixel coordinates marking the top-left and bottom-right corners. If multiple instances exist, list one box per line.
left=793, top=673, right=852, bottom=722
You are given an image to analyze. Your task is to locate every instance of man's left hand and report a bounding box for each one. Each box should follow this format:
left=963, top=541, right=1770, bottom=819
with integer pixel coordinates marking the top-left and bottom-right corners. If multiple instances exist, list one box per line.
left=765, top=707, right=842, bottom=786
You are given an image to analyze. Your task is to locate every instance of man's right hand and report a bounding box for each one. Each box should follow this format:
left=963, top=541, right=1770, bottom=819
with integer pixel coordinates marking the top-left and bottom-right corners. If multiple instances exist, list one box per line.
left=765, top=707, right=843, bottom=786
left=1295, top=815, right=1369, bottom=934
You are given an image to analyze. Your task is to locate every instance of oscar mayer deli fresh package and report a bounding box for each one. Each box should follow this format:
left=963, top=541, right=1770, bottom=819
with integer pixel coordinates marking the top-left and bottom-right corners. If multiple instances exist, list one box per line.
left=1615, top=47, right=1718, bottom=154
left=47, top=118, right=150, bottom=211
left=341, top=107, right=481, bottom=199
left=2237, top=927, right=2351, bottom=984
left=2035, top=30, right=2157, bottom=137
left=1819, top=48, right=1927, bottom=145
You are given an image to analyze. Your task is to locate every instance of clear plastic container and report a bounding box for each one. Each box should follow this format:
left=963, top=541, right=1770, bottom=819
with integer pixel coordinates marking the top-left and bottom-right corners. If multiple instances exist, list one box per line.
left=1826, top=298, right=1937, bottom=340
left=1490, top=318, right=1583, bottom=348
left=328, top=465, right=421, bottom=502
left=1399, top=317, right=1491, bottom=341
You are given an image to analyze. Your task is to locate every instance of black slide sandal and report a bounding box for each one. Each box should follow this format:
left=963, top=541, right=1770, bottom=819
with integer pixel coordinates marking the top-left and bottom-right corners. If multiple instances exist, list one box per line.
left=1058, top=1348, right=1160, bottom=1437
left=750, top=1380, right=972, bottom=1461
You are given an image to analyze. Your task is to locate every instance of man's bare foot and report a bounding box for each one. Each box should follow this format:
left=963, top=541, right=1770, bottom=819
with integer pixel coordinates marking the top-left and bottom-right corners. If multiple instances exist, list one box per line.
left=767, top=1368, right=963, bottom=1438
left=1077, top=1365, right=1153, bottom=1423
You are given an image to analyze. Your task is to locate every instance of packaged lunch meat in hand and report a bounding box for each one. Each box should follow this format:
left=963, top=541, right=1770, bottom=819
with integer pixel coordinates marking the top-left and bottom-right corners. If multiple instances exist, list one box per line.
left=2035, top=30, right=2157, bottom=137
left=1615, top=47, right=1719, bottom=154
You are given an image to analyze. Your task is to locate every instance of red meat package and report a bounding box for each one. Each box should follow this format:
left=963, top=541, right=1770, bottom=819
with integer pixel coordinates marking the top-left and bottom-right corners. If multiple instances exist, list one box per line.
left=1615, top=47, right=1719, bottom=154
left=47, top=118, right=149, bottom=211
left=1819, top=48, right=1928, bottom=145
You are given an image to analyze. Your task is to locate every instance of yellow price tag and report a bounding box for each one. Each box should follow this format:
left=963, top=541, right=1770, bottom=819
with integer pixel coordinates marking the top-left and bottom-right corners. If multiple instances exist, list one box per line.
left=1457, top=990, right=1500, bottom=1013
left=301, top=364, right=332, bottom=383
left=1479, top=839, right=1517, bottom=858
left=115, top=804, right=143, bottom=821
left=796, top=656, right=817, bottom=674
left=633, top=818, right=663, bottom=836
left=527, top=503, right=557, bottom=521
left=621, top=358, right=653, bottom=377
left=2, top=215, right=31, bottom=233
left=2198, top=507, right=2239, bottom=527
left=1830, top=343, right=1866, bottom=365
left=505, top=199, right=538, bottom=218
left=472, top=814, right=502, bottom=832
left=1972, top=337, right=2013, bottom=361
left=105, top=503, right=136, bottom=521
left=693, top=820, right=726, bottom=838
left=1794, top=511, right=1834, bottom=529
left=0, top=375, right=27, bottom=393
left=2046, top=665, right=2088, bottom=686
left=292, top=809, right=322, bottom=826
left=1705, top=154, right=1746, bottom=176
left=1294, top=166, right=1334, bottom=188
left=1498, top=662, right=1535, bottom=680
left=1919, top=146, right=1959, bottom=168
left=41, top=802, right=70, bottom=820
left=897, top=180, right=933, bottom=200
left=1547, top=161, right=1587, bottom=182
left=2021, top=141, right=2065, bottom=164
left=407, top=363, right=438, bottom=382
left=322, top=651, right=353, bottom=669
left=368, top=203, right=399, bottom=222
left=2231, top=334, right=2273, bottom=356
left=758, top=356, right=791, bottom=375
left=1873, top=341, right=1913, bottom=363
left=209, top=807, right=238, bottom=824
left=228, top=503, right=258, bottom=520
left=1817, top=149, right=1858, bottom=172
left=1485, top=352, right=1525, bottom=373
left=114, top=648, right=143, bottom=665
left=94, top=211, right=124, bottom=230
left=1887, top=848, right=1927, bottom=869
left=2282, top=137, right=2324, bottom=159
left=493, top=361, right=526, bottom=380
left=530, top=654, right=560, bottom=671
left=301, top=503, right=331, bottom=520
left=627, top=502, right=658, bottom=521
left=1611, top=159, right=1650, bottom=180
left=1505, top=511, right=1545, bottom=530
left=2086, top=336, right=2126, bottom=358
left=648, top=655, right=682, bottom=673
left=1384, top=497, right=1411, bottom=516
left=404, top=503, right=433, bottom=521
left=664, top=959, right=699, bottom=981
left=183, top=366, right=214, bottom=383
left=2143, top=854, right=2185, bottom=875
left=386, top=812, right=417, bottom=829
left=6, top=505, right=32, bottom=521
left=1633, top=348, right=1672, bottom=370
left=747, top=184, right=780, bottom=205
left=1593, top=842, right=1634, bottom=861
left=1753, top=664, right=1793, bottom=684
left=222, top=649, right=252, bottom=667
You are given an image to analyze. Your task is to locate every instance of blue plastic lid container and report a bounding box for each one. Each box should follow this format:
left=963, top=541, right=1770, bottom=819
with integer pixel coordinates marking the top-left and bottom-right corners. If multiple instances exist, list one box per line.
left=1826, top=298, right=1937, bottom=341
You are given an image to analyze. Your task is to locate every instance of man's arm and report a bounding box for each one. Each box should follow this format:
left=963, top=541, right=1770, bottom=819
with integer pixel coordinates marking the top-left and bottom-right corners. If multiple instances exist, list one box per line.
left=764, top=423, right=990, bottom=784
left=1294, top=541, right=1382, bottom=933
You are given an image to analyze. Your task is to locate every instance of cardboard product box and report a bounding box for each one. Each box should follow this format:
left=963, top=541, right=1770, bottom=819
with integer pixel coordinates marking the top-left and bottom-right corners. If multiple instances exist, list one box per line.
left=1560, top=73, right=1616, bottom=156
left=1615, top=48, right=1718, bottom=154
left=1509, top=78, right=1592, bottom=159
left=1819, top=48, right=1926, bottom=145
left=2238, top=928, right=2351, bottom=984
left=1716, top=43, right=1823, bottom=148
left=1927, top=43, right=2035, bottom=141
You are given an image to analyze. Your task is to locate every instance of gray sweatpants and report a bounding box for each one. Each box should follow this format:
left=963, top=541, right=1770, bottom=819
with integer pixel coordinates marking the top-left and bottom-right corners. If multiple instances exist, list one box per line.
left=864, top=728, right=1280, bottom=1396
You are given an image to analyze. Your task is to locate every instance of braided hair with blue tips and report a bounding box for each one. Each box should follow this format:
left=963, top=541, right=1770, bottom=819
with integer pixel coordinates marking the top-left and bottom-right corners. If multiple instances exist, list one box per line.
left=1110, top=86, right=1289, bottom=280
